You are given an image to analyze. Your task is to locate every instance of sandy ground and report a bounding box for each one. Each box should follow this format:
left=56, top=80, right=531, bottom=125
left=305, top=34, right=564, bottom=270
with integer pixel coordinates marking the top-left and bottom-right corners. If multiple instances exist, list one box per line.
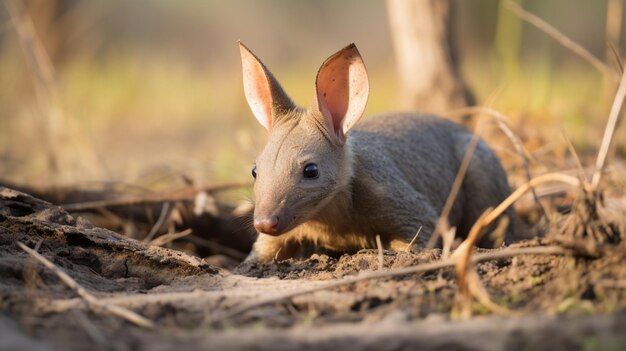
left=1, top=187, right=626, bottom=351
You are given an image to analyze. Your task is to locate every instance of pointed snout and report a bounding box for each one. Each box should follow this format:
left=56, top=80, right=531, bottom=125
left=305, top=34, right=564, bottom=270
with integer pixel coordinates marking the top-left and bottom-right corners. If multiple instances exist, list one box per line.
left=254, top=215, right=280, bottom=235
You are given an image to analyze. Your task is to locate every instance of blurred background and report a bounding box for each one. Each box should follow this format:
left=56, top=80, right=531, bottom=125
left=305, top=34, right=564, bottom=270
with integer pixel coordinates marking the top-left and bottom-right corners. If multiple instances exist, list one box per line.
left=0, top=0, right=624, bottom=189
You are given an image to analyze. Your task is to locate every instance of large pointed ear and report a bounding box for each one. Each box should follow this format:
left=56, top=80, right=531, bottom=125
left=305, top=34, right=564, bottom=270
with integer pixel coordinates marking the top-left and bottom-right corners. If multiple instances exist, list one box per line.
left=315, top=43, right=369, bottom=143
left=239, top=42, right=295, bottom=130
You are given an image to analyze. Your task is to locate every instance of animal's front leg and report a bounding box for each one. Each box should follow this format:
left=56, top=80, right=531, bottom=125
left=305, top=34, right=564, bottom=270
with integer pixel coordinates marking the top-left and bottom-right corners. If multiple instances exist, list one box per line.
left=244, top=234, right=284, bottom=263
left=245, top=233, right=306, bottom=263
left=389, top=239, right=414, bottom=252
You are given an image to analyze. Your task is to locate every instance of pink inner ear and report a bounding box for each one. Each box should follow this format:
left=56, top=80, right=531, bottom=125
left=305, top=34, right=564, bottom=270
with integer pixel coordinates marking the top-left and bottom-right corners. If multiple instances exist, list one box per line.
left=316, top=45, right=369, bottom=140
left=317, top=63, right=350, bottom=132
left=240, top=45, right=273, bottom=130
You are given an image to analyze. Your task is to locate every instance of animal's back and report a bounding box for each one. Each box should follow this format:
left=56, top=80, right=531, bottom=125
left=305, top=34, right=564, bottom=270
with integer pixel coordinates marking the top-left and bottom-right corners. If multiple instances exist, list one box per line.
left=350, top=112, right=514, bottom=246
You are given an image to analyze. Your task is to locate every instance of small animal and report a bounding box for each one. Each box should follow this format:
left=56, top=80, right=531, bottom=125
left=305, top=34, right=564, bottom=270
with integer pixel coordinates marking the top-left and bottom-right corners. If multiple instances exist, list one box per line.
left=239, top=42, right=514, bottom=263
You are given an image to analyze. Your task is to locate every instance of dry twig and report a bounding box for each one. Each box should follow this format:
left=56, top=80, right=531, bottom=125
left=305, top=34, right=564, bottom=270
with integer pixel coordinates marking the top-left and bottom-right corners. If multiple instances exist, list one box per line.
left=149, top=229, right=193, bottom=247
left=143, top=202, right=171, bottom=242
left=184, top=235, right=248, bottom=260
left=62, top=182, right=250, bottom=211
left=560, top=128, right=588, bottom=183
left=4, top=0, right=104, bottom=182
left=403, top=225, right=422, bottom=252
left=17, top=242, right=154, bottom=329
left=453, top=210, right=513, bottom=318
left=608, top=42, right=624, bottom=75
left=4, top=0, right=62, bottom=174
left=376, top=235, right=384, bottom=270
left=207, top=245, right=569, bottom=324
left=429, top=116, right=484, bottom=249
left=505, top=0, right=618, bottom=82
left=474, top=173, right=580, bottom=233
left=591, top=67, right=626, bottom=188
left=447, top=106, right=547, bottom=220
left=555, top=189, right=623, bottom=248
left=553, top=47, right=626, bottom=247
left=606, top=0, right=624, bottom=73
left=42, top=245, right=569, bottom=319
left=441, top=227, right=457, bottom=260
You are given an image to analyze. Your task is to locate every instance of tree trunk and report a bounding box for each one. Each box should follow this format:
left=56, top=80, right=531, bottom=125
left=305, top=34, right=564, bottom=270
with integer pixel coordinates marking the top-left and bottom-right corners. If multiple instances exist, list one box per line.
left=387, top=0, right=474, bottom=114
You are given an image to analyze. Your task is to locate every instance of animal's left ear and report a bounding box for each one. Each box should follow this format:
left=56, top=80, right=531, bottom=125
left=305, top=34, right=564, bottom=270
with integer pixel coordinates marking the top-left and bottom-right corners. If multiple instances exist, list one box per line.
left=315, top=43, right=369, bottom=144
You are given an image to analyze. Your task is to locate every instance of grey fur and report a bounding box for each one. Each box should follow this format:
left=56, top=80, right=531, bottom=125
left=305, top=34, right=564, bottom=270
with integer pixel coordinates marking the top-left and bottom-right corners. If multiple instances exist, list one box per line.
left=240, top=44, right=514, bottom=263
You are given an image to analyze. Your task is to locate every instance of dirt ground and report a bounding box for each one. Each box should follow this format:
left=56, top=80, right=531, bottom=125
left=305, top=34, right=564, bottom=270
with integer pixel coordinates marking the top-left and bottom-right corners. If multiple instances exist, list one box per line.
left=1, top=186, right=626, bottom=351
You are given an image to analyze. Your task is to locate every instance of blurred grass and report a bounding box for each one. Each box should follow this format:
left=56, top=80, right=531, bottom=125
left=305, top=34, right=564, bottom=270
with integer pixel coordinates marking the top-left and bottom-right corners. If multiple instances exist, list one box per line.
left=0, top=0, right=623, bottom=190
left=0, top=48, right=404, bottom=188
left=0, top=47, right=616, bottom=187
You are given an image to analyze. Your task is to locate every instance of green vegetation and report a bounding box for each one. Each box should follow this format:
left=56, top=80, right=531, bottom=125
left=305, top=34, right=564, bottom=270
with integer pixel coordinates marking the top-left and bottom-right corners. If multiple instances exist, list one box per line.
left=0, top=0, right=622, bottom=188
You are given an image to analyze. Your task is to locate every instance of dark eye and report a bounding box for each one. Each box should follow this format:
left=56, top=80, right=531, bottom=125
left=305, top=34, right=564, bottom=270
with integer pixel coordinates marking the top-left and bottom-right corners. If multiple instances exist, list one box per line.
left=303, top=163, right=319, bottom=179
left=251, top=164, right=257, bottom=179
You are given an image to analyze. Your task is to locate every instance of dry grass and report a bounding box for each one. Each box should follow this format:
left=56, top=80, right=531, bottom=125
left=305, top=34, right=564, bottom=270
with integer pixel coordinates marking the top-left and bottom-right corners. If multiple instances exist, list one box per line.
left=504, top=0, right=618, bottom=82
left=4, top=0, right=103, bottom=184
left=451, top=173, right=580, bottom=317
left=2, top=2, right=626, bottom=341
left=149, top=228, right=193, bottom=247
left=448, top=1, right=626, bottom=317
left=403, top=225, right=422, bottom=252
left=61, top=182, right=250, bottom=211
left=375, top=234, right=384, bottom=270
left=428, top=112, right=485, bottom=250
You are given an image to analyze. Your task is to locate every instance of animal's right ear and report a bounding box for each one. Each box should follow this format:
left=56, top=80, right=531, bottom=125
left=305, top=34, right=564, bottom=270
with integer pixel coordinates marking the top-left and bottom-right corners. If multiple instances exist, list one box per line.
left=315, top=43, right=369, bottom=144
left=239, top=42, right=295, bottom=130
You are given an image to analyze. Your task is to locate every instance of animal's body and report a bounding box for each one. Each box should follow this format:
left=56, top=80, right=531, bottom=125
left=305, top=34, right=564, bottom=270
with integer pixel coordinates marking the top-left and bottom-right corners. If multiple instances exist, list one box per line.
left=238, top=42, right=514, bottom=263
